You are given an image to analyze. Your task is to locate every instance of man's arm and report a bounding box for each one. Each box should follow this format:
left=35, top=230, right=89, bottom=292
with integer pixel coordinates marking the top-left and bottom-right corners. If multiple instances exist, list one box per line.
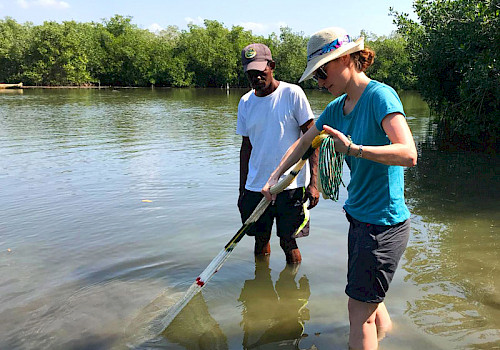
left=300, top=119, right=320, bottom=209
left=239, top=136, right=252, bottom=195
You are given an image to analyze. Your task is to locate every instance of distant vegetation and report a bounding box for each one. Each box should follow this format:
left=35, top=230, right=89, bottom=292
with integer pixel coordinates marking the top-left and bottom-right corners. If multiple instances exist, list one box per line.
left=392, top=0, right=498, bottom=152
left=1, top=0, right=498, bottom=152
left=0, top=15, right=413, bottom=90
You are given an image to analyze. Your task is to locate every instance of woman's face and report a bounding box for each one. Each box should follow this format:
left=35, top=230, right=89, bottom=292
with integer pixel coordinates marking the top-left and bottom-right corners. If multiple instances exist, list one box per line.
left=315, top=56, right=349, bottom=96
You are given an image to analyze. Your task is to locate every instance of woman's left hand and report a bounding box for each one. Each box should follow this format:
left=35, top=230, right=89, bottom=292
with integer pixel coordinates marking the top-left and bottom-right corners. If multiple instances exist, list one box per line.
left=323, top=125, right=351, bottom=154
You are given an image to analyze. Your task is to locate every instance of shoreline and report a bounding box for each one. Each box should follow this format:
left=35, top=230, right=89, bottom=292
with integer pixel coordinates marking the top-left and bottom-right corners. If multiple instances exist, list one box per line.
left=23, top=85, right=119, bottom=89
left=20, top=86, right=232, bottom=89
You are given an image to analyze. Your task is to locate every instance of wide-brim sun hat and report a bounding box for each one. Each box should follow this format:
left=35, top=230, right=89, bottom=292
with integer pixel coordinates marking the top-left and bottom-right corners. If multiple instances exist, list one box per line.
left=299, top=27, right=364, bottom=83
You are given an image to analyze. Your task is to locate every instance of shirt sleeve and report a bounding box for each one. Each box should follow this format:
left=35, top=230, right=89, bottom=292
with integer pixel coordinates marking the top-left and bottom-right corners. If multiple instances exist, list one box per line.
left=292, top=85, right=315, bottom=126
left=372, top=85, right=406, bottom=126
left=236, top=97, right=248, bottom=136
left=315, top=106, right=328, bottom=132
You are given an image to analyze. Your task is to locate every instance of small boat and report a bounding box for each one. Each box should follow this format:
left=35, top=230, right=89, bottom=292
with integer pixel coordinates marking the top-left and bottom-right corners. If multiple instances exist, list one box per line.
left=0, top=83, right=23, bottom=89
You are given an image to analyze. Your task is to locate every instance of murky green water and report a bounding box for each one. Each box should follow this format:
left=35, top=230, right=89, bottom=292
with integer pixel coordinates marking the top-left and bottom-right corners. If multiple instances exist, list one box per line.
left=0, top=88, right=498, bottom=349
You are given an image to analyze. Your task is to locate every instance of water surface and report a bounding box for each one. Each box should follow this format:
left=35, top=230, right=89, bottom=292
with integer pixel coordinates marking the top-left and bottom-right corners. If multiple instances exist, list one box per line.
left=0, top=88, right=498, bottom=349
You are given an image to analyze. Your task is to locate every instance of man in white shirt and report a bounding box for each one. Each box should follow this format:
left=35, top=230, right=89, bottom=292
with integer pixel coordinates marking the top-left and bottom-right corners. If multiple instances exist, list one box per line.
left=237, top=43, right=319, bottom=264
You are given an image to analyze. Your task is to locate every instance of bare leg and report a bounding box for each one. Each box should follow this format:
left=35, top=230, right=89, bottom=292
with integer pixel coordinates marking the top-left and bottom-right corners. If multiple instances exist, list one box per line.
left=254, top=236, right=271, bottom=256
left=375, top=302, right=392, bottom=341
left=285, top=248, right=302, bottom=264
left=348, top=298, right=379, bottom=350
left=280, top=237, right=301, bottom=264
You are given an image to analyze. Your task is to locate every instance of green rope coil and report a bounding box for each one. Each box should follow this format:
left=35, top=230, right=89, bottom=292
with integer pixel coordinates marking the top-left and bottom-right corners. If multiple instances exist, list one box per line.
left=318, top=136, right=346, bottom=201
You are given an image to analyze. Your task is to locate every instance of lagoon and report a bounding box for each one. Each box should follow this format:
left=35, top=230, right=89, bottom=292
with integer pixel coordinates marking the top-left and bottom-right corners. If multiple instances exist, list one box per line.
left=0, top=88, right=498, bottom=349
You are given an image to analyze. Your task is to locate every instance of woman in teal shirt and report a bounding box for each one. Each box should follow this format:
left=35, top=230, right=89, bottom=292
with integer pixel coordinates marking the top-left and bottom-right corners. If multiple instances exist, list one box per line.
left=262, top=27, right=417, bottom=350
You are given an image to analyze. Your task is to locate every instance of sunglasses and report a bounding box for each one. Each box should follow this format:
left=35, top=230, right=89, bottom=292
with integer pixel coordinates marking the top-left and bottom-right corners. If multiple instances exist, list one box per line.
left=312, top=64, right=328, bottom=82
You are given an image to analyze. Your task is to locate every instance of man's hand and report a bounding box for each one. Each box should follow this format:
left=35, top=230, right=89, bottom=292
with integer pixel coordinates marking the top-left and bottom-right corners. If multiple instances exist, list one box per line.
left=305, top=184, right=320, bottom=209
left=237, top=189, right=245, bottom=209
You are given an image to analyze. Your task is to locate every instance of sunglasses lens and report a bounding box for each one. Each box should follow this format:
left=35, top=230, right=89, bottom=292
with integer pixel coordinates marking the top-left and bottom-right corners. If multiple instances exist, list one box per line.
left=318, top=67, right=327, bottom=79
left=313, top=66, right=327, bottom=81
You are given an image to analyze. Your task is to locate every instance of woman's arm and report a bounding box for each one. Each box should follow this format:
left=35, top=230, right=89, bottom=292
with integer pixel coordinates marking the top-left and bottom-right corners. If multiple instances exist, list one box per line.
left=261, top=125, right=321, bottom=201
left=323, top=113, right=417, bottom=167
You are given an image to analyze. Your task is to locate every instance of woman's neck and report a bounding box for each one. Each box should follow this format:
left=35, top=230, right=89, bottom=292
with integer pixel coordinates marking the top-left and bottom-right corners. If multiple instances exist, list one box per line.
left=345, top=71, right=371, bottom=103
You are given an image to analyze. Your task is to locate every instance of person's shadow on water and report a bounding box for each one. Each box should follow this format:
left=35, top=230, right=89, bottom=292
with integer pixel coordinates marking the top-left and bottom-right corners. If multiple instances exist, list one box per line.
left=238, top=256, right=313, bottom=350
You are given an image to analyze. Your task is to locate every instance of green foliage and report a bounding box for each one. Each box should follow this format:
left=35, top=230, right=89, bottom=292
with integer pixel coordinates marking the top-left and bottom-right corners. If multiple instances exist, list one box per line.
left=0, top=15, right=432, bottom=96
left=1, top=16, right=416, bottom=90
left=148, top=27, right=190, bottom=87
left=97, top=15, right=154, bottom=86
left=271, top=27, right=309, bottom=86
left=176, top=20, right=236, bottom=87
left=0, top=17, right=32, bottom=83
left=21, top=21, right=92, bottom=85
left=364, top=32, right=417, bottom=90
left=393, top=0, right=499, bottom=152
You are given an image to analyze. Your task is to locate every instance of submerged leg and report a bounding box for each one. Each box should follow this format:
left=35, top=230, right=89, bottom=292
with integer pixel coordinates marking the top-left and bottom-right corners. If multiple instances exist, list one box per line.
left=285, top=249, right=302, bottom=264
left=280, top=238, right=301, bottom=264
left=254, top=234, right=271, bottom=256
left=348, top=297, right=379, bottom=350
left=375, top=302, right=392, bottom=341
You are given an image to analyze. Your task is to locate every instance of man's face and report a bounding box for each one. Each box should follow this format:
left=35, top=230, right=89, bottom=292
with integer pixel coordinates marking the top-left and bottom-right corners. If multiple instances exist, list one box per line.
left=246, top=64, right=274, bottom=94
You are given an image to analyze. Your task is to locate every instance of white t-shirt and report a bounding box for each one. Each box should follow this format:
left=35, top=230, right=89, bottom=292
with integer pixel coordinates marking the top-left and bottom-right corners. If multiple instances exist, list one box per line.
left=237, top=81, right=314, bottom=191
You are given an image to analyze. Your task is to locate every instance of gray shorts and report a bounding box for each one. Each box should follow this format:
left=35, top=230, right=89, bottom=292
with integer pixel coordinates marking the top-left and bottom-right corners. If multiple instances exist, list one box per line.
left=345, top=212, right=410, bottom=303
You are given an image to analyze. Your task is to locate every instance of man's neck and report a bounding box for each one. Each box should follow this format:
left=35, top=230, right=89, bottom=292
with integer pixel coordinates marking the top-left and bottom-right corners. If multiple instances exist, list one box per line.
left=255, top=79, right=280, bottom=97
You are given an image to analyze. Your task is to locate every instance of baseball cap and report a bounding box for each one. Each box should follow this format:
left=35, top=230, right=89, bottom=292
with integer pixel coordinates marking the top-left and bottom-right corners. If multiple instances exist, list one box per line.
left=241, top=43, right=272, bottom=72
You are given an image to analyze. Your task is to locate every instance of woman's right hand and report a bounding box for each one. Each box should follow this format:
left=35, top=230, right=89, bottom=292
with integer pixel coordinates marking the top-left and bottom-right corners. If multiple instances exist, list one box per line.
left=261, top=176, right=278, bottom=202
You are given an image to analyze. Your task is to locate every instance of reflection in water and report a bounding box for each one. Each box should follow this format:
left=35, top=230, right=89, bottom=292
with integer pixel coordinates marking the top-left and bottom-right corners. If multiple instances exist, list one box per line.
left=127, top=291, right=228, bottom=349
left=162, top=293, right=228, bottom=350
left=404, top=146, right=500, bottom=349
left=238, top=257, right=312, bottom=349
left=0, top=88, right=23, bottom=94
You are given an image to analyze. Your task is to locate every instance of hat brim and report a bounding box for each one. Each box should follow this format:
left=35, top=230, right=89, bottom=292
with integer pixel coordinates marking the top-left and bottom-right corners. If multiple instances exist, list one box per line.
left=298, top=37, right=364, bottom=83
left=244, top=60, right=268, bottom=72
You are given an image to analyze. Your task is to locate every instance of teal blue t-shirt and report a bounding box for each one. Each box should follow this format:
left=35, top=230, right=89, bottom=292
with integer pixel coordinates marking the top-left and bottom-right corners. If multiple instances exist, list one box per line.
left=315, top=80, right=410, bottom=225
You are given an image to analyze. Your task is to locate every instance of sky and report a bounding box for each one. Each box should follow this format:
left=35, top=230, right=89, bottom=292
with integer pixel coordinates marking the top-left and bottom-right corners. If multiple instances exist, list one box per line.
left=0, top=0, right=418, bottom=37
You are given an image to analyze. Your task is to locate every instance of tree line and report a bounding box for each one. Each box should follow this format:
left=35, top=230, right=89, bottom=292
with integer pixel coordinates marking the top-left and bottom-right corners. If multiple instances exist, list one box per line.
left=0, top=15, right=413, bottom=90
